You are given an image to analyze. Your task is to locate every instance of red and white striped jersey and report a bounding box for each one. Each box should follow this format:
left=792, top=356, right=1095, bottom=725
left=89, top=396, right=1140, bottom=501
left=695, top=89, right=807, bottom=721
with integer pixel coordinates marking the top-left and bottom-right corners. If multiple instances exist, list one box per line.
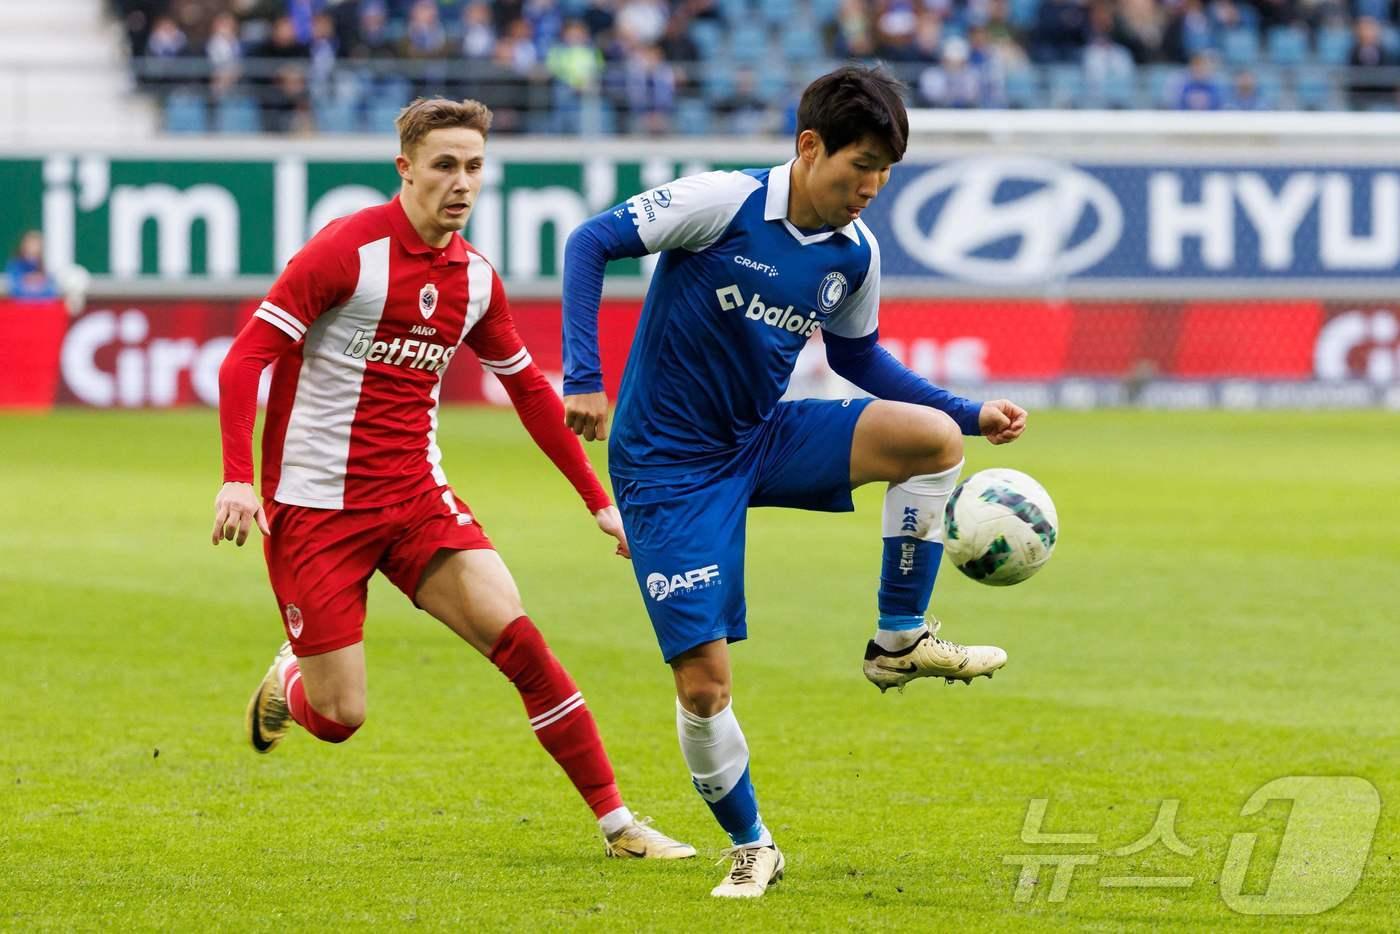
left=248, top=197, right=536, bottom=509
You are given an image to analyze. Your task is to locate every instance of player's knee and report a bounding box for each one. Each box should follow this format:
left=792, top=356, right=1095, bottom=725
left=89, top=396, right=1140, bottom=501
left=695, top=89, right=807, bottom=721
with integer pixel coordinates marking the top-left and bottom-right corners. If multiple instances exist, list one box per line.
left=318, top=696, right=367, bottom=732
left=676, top=679, right=731, bottom=717
left=891, top=409, right=962, bottom=482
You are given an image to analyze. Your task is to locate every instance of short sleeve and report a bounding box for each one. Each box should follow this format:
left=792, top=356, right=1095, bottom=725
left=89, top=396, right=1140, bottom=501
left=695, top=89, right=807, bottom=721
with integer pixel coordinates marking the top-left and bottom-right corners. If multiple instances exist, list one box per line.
left=623, top=171, right=763, bottom=254
left=822, top=220, right=880, bottom=340
left=255, top=220, right=359, bottom=340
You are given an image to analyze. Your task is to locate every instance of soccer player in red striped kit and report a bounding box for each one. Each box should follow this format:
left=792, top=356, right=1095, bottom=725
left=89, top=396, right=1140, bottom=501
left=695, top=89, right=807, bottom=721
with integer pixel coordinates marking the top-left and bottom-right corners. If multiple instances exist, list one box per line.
left=211, top=97, right=693, bottom=860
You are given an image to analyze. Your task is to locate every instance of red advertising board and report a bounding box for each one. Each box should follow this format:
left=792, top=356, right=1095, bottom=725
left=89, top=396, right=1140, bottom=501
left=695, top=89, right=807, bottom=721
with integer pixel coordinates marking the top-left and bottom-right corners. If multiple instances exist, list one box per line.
left=1, top=296, right=1385, bottom=410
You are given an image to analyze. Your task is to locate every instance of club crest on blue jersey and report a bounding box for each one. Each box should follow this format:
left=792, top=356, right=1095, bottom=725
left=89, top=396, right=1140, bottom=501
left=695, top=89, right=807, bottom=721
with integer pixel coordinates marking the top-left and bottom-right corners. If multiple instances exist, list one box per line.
left=818, top=272, right=848, bottom=312
left=419, top=282, right=437, bottom=319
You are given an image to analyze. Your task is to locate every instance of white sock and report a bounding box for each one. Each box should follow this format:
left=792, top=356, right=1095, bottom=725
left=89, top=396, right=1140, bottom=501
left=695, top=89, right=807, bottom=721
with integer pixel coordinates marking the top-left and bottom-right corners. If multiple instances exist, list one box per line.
left=875, top=460, right=963, bottom=653
left=598, top=805, right=634, bottom=837
left=677, top=701, right=772, bottom=847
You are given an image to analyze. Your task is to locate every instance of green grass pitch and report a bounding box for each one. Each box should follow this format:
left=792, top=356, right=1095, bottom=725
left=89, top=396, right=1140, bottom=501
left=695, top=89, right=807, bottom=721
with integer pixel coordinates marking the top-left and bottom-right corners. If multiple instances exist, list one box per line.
left=2, top=408, right=1397, bottom=931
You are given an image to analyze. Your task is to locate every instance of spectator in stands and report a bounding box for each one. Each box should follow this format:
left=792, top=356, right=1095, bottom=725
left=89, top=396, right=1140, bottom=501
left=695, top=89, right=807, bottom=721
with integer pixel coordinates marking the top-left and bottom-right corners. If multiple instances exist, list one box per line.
left=1032, top=0, right=1090, bottom=63
left=1083, top=2, right=1136, bottom=99
left=1108, top=0, right=1162, bottom=63
left=622, top=43, right=676, bottom=133
left=918, top=36, right=988, bottom=106
left=616, top=0, right=668, bottom=45
left=400, top=0, right=449, bottom=59
left=6, top=231, right=59, bottom=301
left=833, top=0, right=876, bottom=58
left=1175, top=49, right=1225, bottom=108
left=525, top=0, right=566, bottom=58
left=205, top=11, right=244, bottom=99
left=911, top=12, right=946, bottom=62
left=259, top=14, right=311, bottom=60
left=581, top=0, right=618, bottom=41
left=1348, top=15, right=1400, bottom=108
left=716, top=66, right=772, bottom=135
left=1226, top=68, right=1266, bottom=108
left=1251, top=0, right=1303, bottom=32
left=346, top=1, right=396, bottom=61
left=548, top=19, right=604, bottom=131
left=461, top=3, right=498, bottom=59
left=1163, top=0, right=1215, bottom=63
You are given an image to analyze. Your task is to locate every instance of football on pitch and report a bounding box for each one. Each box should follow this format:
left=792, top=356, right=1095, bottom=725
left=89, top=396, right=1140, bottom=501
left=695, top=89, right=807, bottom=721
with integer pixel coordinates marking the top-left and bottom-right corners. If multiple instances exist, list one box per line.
left=943, top=468, right=1059, bottom=586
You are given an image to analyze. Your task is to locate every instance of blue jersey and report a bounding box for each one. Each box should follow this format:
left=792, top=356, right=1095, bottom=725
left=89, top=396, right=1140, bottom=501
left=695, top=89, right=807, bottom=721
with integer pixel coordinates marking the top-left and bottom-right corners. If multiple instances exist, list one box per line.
left=564, top=162, right=882, bottom=479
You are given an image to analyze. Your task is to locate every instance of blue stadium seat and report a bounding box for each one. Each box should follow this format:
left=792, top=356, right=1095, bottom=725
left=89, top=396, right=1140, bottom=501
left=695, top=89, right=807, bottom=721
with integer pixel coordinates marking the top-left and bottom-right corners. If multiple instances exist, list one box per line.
left=365, top=98, right=404, bottom=133
left=1251, top=65, right=1284, bottom=108
left=674, top=98, right=711, bottom=136
left=1316, top=27, right=1352, bottom=65
left=1003, top=66, right=1040, bottom=109
left=729, top=29, right=769, bottom=66
left=689, top=19, right=724, bottom=58
left=1008, top=0, right=1041, bottom=30
left=808, top=0, right=842, bottom=27
left=1145, top=65, right=1178, bottom=108
left=757, top=59, right=791, bottom=99
left=1222, top=27, right=1260, bottom=67
left=780, top=26, right=823, bottom=63
left=164, top=90, right=208, bottom=133
left=759, top=0, right=795, bottom=27
left=214, top=95, right=261, bottom=133
left=314, top=98, right=359, bottom=134
left=1294, top=67, right=1335, bottom=110
left=1099, top=69, right=1138, bottom=109
left=702, top=62, right=738, bottom=102
left=1265, top=25, right=1308, bottom=66
left=1357, top=0, right=1389, bottom=19
left=718, top=0, right=749, bottom=24
left=1047, top=65, right=1085, bottom=108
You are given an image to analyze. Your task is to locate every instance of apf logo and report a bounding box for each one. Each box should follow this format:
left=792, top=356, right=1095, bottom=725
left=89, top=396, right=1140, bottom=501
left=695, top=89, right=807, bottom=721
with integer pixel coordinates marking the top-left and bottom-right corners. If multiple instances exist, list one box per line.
left=891, top=157, right=1122, bottom=285
left=646, top=565, right=721, bottom=601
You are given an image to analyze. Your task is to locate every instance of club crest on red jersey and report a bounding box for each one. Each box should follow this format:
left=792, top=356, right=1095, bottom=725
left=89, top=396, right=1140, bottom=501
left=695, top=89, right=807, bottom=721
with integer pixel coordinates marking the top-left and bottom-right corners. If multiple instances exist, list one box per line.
left=419, top=282, right=438, bottom=319
left=284, top=603, right=304, bottom=638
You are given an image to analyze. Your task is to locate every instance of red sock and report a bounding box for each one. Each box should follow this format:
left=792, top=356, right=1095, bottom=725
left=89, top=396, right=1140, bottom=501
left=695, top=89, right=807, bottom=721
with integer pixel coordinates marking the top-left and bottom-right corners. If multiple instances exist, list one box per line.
left=490, top=616, right=623, bottom=818
left=279, top=659, right=358, bottom=744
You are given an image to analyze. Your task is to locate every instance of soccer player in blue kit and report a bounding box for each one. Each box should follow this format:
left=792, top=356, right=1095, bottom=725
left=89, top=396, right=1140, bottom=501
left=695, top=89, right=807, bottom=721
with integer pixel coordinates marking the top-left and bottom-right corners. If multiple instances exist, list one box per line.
left=560, top=66, right=1027, bottom=897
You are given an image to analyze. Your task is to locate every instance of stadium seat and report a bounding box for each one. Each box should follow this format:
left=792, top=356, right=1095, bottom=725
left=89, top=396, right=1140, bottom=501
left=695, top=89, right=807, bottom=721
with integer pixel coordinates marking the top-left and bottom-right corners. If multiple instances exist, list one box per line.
left=760, top=0, right=796, bottom=28
left=1145, top=65, right=1178, bottom=108
left=1357, top=0, right=1389, bottom=19
left=1003, top=67, right=1040, bottom=109
left=674, top=98, right=711, bottom=136
left=1099, top=69, right=1138, bottom=109
left=1265, top=26, right=1308, bottom=66
left=1222, top=28, right=1260, bottom=67
left=718, top=0, right=749, bottom=24
left=702, top=62, right=738, bottom=102
left=1251, top=65, right=1284, bottom=108
left=1316, top=26, right=1353, bottom=65
left=808, top=0, right=842, bottom=26
left=780, top=26, right=823, bottom=63
left=1008, top=0, right=1041, bottom=30
left=214, top=95, right=262, bottom=133
left=365, top=98, right=404, bottom=134
left=729, top=29, right=769, bottom=66
left=689, top=19, right=724, bottom=58
left=1048, top=65, right=1086, bottom=109
left=1294, top=67, right=1336, bottom=110
left=164, top=90, right=208, bottom=133
left=314, top=98, right=359, bottom=134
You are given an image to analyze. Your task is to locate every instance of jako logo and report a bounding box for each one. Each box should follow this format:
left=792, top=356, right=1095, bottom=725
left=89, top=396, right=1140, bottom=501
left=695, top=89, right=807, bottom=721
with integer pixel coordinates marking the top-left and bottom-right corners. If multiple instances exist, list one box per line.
left=646, top=564, right=721, bottom=601
left=715, top=285, right=823, bottom=337
left=892, top=157, right=1122, bottom=285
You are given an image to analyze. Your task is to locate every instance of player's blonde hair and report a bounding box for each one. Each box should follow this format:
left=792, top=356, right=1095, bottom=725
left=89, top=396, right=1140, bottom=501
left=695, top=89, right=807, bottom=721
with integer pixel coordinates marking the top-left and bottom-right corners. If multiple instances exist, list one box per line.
left=396, top=98, right=493, bottom=156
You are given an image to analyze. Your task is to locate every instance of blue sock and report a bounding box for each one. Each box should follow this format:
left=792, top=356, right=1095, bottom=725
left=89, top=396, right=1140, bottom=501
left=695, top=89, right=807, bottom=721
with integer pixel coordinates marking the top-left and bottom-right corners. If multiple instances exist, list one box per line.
left=876, top=464, right=962, bottom=644
left=676, top=701, right=772, bottom=847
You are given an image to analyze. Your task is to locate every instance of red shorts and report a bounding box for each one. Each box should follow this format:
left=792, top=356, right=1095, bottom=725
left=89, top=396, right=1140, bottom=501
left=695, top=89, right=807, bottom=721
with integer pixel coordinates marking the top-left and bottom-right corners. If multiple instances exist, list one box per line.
left=262, top=485, right=493, bottom=656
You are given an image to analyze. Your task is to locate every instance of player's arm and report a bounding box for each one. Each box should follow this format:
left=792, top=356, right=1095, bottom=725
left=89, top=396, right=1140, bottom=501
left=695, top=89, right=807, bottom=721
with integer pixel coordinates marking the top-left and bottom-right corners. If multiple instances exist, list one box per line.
left=212, top=228, right=356, bottom=545
left=560, top=171, right=760, bottom=440
left=467, top=268, right=626, bottom=555
left=822, top=234, right=1025, bottom=445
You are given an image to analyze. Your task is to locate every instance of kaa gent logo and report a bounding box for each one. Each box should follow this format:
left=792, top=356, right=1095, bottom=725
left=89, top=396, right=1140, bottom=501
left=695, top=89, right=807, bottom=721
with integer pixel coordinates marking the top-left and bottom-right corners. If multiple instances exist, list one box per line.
left=646, top=565, right=721, bottom=602
left=892, top=157, right=1122, bottom=285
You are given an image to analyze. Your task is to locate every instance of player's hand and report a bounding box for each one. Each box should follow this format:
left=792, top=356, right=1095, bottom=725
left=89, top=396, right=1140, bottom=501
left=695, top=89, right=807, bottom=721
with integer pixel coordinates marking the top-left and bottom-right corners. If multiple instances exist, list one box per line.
left=212, top=481, right=270, bottom=546
left=564, top=392, right=610, bottom=442
left=594, top=505, right=630, bottom=559
left=979, top=399, right=1027, bottom=445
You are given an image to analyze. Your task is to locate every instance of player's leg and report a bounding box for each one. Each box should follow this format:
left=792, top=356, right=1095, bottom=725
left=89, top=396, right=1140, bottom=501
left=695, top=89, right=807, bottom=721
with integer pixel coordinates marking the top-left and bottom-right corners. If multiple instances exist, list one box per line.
left=849, top=400, right=1007, bottom=690
left=616, top=474, right=782, bottom=896
left=386, top=487, right=693, bottom=858
left=671, top=639, right=784, bottom=898
left=248, top=501, right=382, bottom=752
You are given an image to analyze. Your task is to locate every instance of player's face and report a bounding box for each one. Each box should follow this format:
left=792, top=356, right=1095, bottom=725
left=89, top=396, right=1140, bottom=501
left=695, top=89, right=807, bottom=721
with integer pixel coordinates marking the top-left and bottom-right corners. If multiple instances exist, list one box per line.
left=805, top=131, right=894, bottom=227
left=398, top=127, right=486, bottom=242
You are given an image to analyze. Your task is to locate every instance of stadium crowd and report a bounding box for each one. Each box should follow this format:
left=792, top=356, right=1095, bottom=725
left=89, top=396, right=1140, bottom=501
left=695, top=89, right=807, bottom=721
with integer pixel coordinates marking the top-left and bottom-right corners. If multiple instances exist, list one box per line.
left=110, top=0, right=1400, bottom=133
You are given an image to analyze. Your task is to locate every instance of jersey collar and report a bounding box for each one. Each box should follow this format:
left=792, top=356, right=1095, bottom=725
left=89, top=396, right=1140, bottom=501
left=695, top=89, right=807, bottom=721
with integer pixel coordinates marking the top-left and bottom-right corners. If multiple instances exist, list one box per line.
left=764, top=160, right=860, bottom=246
left=389, top=195, right=469, bottom=265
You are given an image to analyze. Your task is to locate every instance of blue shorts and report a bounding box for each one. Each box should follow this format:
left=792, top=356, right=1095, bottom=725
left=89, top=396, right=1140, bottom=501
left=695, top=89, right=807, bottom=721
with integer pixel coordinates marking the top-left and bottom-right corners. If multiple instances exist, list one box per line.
left=614, top=397, right=874, bottom=663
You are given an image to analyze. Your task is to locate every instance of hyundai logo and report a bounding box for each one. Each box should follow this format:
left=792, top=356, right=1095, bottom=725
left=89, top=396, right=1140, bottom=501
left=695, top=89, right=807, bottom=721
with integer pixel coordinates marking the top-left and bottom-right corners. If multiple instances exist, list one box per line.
left=891, top=157, right=1123, bottom=285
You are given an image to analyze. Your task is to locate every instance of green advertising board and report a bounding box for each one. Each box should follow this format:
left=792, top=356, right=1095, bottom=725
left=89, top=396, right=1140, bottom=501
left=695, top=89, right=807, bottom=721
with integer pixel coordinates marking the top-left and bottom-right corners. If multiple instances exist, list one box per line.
left=1, top=142, right=781, bottom=291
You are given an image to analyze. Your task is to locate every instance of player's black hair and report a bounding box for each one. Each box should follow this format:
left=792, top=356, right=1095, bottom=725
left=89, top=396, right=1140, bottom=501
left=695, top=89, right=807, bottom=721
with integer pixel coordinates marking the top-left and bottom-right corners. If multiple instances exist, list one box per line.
left=795, top=65, right=908, bottom=162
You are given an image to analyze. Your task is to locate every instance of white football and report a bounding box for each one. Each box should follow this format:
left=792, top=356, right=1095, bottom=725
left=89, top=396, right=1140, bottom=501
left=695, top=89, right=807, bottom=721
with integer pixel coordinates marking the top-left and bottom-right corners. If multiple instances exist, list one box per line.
left=943, top=468, right=1059, bottom=586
